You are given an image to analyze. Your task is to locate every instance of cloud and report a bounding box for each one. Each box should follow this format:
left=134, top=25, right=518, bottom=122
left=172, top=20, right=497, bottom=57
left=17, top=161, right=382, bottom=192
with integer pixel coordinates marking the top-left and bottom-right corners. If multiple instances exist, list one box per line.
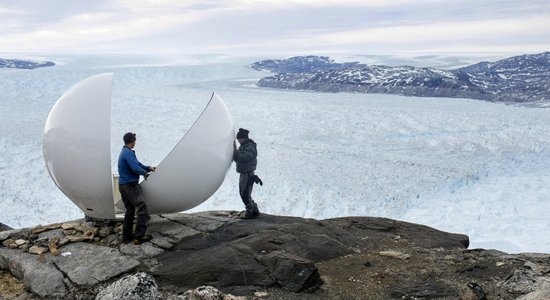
left=298, top=15, right=550, bottom=46
left=0, top=0, right=548, bottom=55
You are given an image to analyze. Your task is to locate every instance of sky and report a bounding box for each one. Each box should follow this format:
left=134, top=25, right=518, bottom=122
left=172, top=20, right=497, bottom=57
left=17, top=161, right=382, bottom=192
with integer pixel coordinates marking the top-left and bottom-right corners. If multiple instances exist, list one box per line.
left=0, top=0, right=549, bottom=56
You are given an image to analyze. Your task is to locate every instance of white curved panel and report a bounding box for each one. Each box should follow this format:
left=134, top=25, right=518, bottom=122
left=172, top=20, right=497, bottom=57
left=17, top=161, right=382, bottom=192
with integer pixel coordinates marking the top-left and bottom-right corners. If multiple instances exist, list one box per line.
left=43, top=73, right=115, bottom=219
left=141, top=93, right=234, bottom=214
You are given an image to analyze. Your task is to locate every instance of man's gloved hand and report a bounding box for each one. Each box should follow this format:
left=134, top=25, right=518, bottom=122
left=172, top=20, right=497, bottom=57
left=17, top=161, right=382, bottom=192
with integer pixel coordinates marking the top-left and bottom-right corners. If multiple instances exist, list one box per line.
left=252, top=175, right=263, bottom=186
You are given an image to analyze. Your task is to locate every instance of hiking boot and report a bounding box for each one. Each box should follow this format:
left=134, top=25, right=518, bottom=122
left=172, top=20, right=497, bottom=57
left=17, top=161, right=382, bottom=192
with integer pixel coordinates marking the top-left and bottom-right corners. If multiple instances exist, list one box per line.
left=133, top=234, right=152, bottom=245
left=121, top=235, right=134, bottom=244
left=252, top=203, right=260, bottom=217
left=239, top=210, right=257, bottom=219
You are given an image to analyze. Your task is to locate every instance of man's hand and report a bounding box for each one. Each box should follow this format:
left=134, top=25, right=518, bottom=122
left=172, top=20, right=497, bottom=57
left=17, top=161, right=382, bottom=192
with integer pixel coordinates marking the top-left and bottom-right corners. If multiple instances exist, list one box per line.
left=150, top=166, right=157, bottom=172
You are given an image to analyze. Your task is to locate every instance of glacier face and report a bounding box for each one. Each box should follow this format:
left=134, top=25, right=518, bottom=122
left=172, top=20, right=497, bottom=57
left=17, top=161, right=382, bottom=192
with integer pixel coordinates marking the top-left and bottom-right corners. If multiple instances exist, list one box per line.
left=0, top=55, right=549, bottom=253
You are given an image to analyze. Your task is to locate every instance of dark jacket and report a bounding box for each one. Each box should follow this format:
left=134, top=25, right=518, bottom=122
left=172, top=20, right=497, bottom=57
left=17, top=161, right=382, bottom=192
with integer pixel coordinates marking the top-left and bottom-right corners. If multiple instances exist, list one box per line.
left=118, top=146, right=152, bottom=185
left=234, top=139, right=257, bottom=173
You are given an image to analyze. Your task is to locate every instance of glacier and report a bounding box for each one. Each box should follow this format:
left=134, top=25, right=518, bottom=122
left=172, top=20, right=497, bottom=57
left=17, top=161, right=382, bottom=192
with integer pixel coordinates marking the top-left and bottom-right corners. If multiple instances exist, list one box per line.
left=0, top=55, right=549, bottom=254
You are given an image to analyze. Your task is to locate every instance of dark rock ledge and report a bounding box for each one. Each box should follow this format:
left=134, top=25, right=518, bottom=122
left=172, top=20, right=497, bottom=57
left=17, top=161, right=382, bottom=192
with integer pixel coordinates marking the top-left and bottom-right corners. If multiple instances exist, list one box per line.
left=0, top=211, right=549, bottom=299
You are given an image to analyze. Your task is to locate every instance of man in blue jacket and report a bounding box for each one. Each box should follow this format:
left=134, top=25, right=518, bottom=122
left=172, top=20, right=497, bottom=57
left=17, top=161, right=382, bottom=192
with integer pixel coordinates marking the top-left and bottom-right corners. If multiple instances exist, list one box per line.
left=233, top=128, right=261, bottom=219
left=118, top=132, right=156, bottom=244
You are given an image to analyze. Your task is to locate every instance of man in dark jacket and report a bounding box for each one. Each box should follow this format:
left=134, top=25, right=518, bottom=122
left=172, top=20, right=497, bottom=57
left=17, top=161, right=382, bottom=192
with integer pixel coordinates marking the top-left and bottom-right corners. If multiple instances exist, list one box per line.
left=118, top=132, right=156, bottom=244
left=233, top=128, right=261, bottom=219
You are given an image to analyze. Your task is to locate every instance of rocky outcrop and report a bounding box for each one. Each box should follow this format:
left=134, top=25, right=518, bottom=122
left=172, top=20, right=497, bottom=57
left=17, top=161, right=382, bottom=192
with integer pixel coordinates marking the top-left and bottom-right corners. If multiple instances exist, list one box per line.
left=501, top=257, right=550, bottom=299
left=0, top=211, right=548, bottom=299
left=0, top=222, right=12, bottom=232
left=153, top=213, right=468, bottom=295
left=253, top=52, right=550, bottom=103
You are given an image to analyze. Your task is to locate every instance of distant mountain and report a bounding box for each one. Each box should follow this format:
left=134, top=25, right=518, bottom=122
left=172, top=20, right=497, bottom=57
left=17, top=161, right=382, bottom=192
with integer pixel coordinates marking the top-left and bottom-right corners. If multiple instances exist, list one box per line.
left=0, top=58, right=55, bottom=69
left=252, top=52, right=550, bottom=103
left=252, top=55, right=359, bottom=73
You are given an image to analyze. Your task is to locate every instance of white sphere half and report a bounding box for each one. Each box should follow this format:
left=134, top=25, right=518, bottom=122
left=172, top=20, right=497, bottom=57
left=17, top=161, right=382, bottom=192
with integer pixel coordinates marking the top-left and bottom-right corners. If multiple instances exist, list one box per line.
left=43, top=73, right=234, bottom=219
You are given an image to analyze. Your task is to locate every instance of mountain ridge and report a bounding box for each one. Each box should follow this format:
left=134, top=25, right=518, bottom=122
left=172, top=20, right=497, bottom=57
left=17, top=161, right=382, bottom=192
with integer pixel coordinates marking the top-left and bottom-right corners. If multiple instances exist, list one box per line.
left=252, top=52, right=550, bottom=103
left=0, top=58, right=55, bottom=69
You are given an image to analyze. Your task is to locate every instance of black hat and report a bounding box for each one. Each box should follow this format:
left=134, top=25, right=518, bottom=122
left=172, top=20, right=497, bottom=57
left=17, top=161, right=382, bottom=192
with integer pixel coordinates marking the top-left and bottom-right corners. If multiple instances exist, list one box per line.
left=236, top=128, right=249, bottom=139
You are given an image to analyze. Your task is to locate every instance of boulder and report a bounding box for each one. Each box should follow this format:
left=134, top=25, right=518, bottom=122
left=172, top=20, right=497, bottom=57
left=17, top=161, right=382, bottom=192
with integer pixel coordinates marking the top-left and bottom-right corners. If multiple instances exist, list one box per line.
left=28, top=245, right=48, bottom=255
left=2, top=239, right=18, bottom=249
left=61, top=222, right=80, bottom=230
left=96, top=272, right=157, bottom=300
left=459, top=282, right=487, bottom=300
left=65, top=233, right=94, bottom=242
left=49, top=240, right=60, bottom=256
left=0, top=228, right=30, bottom=242
left=14, top=239, right=27, bottom=246
left=181, top=285, right=245, bottom=300
left=181, top=286, right=224, bottom=300
left=37, top=228, right=65, bottom=242
left=0, top=222, right=13, bottom=232
left=379, top=250, right=411, bottom=260
left=261, top=251, right=322, bottom=292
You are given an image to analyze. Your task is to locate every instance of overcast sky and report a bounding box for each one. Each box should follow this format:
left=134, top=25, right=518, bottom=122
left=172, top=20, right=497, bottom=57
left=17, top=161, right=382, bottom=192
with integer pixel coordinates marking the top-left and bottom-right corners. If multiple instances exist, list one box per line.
left=1, top=0, right=549, bottom=56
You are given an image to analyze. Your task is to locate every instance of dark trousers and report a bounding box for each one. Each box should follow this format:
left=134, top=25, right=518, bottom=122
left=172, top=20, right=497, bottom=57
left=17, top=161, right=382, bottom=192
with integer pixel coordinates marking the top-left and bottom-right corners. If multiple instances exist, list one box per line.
left=239, top=172, right=255, bottom=211
left=119, top=183, right=149, bottom=240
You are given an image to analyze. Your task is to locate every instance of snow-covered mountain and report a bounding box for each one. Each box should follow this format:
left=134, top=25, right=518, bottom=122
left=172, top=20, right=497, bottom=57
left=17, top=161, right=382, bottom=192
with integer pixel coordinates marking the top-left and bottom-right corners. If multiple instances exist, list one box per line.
left=253, top=52, right=550, bottom=103
left=0, top=58, right=55, bottom=69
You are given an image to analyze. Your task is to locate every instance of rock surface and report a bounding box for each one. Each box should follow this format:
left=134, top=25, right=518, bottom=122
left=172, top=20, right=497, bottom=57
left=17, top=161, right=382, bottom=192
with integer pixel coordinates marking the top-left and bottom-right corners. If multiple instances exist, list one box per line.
left=52, top=242, right=141, bottom=287
left=0, top=211, right=548, bottom=300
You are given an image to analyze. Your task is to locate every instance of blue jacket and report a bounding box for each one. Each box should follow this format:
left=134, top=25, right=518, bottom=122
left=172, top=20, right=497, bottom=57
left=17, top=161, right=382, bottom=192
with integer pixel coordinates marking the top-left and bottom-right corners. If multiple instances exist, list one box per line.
left=118, top=146, right=151, bottom=185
